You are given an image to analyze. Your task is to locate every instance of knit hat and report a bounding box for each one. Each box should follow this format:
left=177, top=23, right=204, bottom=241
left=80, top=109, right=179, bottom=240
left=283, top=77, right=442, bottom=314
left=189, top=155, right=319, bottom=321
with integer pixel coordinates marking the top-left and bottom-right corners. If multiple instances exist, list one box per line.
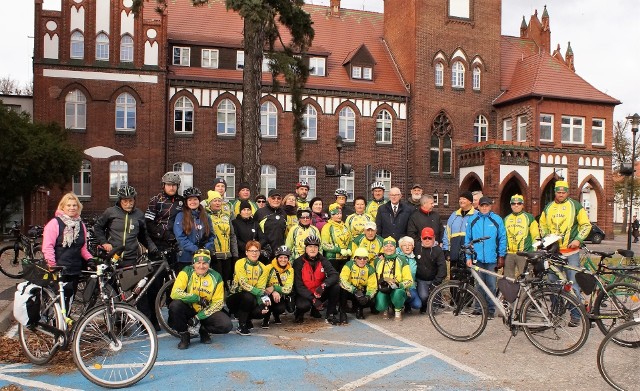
left=328, top=203, right=342, bottom=215
left=239, top=200, right=252, bottom=211
left=193, top=250, right=211, bottom=264
left=460, top=191, right=473, bottom=203
left=510, top=194, right=524, bottom=203
left=554, top=180, right=569, bottom=191
left=212, top=177, right=227, bottom=189
left=205, top=190, right=222, bottom=205
left=383, top=236, right=396, bottom=246
left=237, top=182, right=250, bottom=192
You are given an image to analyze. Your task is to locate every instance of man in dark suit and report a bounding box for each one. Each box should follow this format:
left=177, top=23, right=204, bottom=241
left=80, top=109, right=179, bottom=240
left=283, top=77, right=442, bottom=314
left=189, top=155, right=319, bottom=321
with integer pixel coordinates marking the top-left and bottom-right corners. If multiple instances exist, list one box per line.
left=375, top=187, right=412, bottom=241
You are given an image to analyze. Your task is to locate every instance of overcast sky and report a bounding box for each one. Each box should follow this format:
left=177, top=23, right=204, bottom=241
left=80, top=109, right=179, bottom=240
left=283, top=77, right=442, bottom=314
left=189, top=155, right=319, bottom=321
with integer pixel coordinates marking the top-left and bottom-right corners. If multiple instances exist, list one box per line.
left=2, top=0, right=638, bottom=124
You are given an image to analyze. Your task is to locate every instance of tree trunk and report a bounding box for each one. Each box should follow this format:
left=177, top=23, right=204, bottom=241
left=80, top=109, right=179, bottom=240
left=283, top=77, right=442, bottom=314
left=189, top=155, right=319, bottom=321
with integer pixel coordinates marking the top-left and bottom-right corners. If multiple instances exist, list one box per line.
left=240, top=17, right=265, bottom=196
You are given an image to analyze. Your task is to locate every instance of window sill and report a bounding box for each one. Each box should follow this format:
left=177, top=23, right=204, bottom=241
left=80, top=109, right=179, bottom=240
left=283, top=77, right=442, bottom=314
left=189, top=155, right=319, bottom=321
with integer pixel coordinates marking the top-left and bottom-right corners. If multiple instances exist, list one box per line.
left=69, top=128, right=86, bottom=134
left=174, top=132, right=194, bottom=138
left=216, top=133, right=237, bottom=139
left=115, top=129, right=136, bottom=135
left=260, top=136, right=278, bottom=141
left=376, top=142, right=393, bottom=146
left=451, top=86, right=465, bottom=91
left=592, top=143, right=606, bottom=148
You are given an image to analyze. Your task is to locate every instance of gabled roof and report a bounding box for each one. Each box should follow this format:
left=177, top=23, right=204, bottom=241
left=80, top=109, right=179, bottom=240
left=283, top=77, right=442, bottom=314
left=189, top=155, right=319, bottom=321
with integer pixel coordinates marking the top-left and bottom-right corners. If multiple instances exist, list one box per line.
left=166, top=1, right=408, bottom=97
left=342, top=44, right=376, bottom=66
left=496, top=36, right=620, bottom=106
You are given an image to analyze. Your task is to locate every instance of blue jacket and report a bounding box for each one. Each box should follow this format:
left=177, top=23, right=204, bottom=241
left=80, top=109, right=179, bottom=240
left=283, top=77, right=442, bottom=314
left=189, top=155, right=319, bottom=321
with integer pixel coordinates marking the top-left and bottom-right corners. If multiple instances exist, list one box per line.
left=465, top=211, right=507, bottom=264
left=174, top=209, right=215, bottom=263
left=442, top=208, right=477, bottom=262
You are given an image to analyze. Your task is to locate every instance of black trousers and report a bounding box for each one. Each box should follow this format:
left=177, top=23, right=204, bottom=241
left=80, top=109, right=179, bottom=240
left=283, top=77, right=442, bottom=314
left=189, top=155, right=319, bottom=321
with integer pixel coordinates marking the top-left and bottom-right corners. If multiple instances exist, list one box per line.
left=339, top=289, right=369, bottom=312
left=263, top=293, right=286, bottom=319
left=168, top=300, right=233, bottom=334
left=227, top=291, right=265, bottom=327
left=61, top=274, right=80, bottom=312
left=295, top=283, right=340, bottom=317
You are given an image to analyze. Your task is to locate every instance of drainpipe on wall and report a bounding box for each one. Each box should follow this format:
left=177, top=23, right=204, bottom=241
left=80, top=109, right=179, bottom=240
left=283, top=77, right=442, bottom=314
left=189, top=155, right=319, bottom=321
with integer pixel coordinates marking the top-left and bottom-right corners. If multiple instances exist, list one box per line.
left=405, top=92, right=410, bottom=194
left=534, top=96, right=544, bottom=215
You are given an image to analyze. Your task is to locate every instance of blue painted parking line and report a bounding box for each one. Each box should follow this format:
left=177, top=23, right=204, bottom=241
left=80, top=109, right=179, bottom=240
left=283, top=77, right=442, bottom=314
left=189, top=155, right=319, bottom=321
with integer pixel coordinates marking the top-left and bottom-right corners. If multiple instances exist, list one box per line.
left=1, top=318, right=493, bottom=390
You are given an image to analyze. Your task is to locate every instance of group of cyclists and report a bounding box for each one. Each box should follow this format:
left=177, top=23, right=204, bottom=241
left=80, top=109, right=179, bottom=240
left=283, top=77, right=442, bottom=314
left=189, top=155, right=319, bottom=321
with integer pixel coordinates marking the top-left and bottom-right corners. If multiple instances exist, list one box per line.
left=41, top=170, right=591, bottom=349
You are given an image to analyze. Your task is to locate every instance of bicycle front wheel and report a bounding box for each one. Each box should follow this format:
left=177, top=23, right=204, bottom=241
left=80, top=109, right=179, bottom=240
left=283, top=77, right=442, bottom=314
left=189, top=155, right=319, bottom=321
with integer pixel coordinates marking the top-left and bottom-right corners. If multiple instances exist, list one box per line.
left=72, top=304, right=158, bottom=388
left=18, top=288, right=63, bottom=364
left=597, top=319, right=640, bottom=391
left=594, top=283, right=640, bottom=339
left=427, top=281, right=488, bottom=341
left=0, top=245, right=25, bottom=278
left=155, top=279, right=200, bottom=338
left=520, top=288, right=589, bottom=356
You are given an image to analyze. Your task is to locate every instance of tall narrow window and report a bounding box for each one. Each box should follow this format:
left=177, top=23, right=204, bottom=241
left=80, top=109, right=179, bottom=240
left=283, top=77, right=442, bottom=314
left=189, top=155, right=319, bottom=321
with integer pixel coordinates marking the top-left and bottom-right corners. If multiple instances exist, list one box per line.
left=72, top=160, right=91, bottom=197
left=517, top=115, right=527, bottom=141
left=174, top=97, right=194, bottom=133
left=452, top=61, right=465, bottom=88
left=376, top=109, right=392, bottom=144
left=95, top=33, right=109, bottom=61
left=442, top=136, right=452, bottom=174
left=120, top=34, right=133, bottom=62
left=474, top=115, right=488, bottom=143
left=339, top=107, right=356, bottom=141
left=339, top=170, right=355, bottom=202
left=260, top=101, right=278, bottom=138
left=173, top=162, right=193, bottom=196
left=375, top=170, right=392, bottom=199
left=592, top=119, right=605, bottom=146
left=70, top=31, right=84, bottom=59
left=299, top=166, right=317, bottom=199
left=472, top=67, right=481, bottom=90
left=216, top=163, right=236, bottom=200
left=115, top=93, right=136, bottom=131
left=65, top=90, right=86, bottom=129
left=540, top=114, right=553, bottom=142
left=435, top=63, right=444, bottom=87
left=236, top=51, right=245, bottom=69
left=217, top=99, right=236, bottom=136
left=430, top=111, right=453, bottom=175
left=503, top=118, right=513, bottom=141
left=260, top=165, right=277, bottom=196
left=109, top=160, right=128, bottom=197
left=302, top=105, right=317, bottom=140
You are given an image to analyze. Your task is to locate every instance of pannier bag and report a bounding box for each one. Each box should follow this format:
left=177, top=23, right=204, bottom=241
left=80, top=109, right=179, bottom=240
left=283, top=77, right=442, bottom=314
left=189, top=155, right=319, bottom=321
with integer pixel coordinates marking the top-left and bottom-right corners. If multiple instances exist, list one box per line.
left=14, top=281, right=42, bottom=326
left=22, top=258, right=57, bottom=287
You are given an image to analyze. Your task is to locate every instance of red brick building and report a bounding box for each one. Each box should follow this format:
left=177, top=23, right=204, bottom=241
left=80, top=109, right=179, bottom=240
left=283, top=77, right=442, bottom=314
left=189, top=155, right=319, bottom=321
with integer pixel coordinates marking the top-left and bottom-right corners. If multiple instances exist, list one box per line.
left=31, top=0, right=618, bottom=235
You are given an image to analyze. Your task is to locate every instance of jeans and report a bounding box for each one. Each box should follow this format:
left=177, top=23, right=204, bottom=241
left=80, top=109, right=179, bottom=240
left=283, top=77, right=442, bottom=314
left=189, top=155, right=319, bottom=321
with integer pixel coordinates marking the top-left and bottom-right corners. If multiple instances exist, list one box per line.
left=548, top=252, right=582, bottom=320
left=405, top=287, right=422, bottom=309
left=415, top=279, right=434, bottom=309
left=475, top=262, right=497, bottom=315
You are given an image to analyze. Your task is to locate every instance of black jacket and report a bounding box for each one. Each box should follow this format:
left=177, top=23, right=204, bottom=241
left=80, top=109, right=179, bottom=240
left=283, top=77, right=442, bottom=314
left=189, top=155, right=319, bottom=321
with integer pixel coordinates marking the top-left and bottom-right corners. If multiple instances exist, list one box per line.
left=415, top=245, right=447, bottom=285
left=375, top=201, right=412, bottom=241
left=144, top=191, right=184, bottom=249
left=292, top=253, right=339, bottom=302
left=94, top=203, right=156, bottom=262
left=232, top=215, right=264, bottom=259
left=407, top=208, right=443, bottom=245
left=254, top=205, right=287, bottom=257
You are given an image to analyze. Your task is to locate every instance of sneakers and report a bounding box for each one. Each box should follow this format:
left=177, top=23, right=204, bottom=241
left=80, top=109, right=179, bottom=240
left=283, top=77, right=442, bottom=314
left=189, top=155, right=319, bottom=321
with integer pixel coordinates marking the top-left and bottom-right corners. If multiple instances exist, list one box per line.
left=294, top=313, right=304, bottom=324
left=236, top=326, right=251, bottom=336
left=470, top=310, right=482, bottom=317
left=394, top=310, right=402, bottom=321
left=178, top=332, right=190, bottom=350
left=355, top=307, right=365, bottom=319
left=261, top=318, right=270, bottom=329
left=339, top=311, right=348, bottom=324
left=246, top=320, right=254, bottom=329
left=326, top=314, right=339, bottom=325
left=568, top=318, right=581, bottom=327
left=273, top=314, right=282, bottom=325
left=487, top=313, right=495, bottom=320
left=310, top=307, right=322, bottom=319
left=382, top=309, right=390, bottom=319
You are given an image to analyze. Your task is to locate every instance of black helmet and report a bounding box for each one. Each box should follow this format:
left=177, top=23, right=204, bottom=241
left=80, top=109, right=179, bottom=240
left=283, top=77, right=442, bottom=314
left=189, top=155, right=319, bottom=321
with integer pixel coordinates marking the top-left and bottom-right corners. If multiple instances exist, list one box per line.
left=183, top=187, right=202, bottom=199
left=117, top=185, right=137, bottom=199
left=275, top=245, right=291, bottom=258
left=162, top=171, right=181, bottom=185
left=304, top=235, right=321, bottom=247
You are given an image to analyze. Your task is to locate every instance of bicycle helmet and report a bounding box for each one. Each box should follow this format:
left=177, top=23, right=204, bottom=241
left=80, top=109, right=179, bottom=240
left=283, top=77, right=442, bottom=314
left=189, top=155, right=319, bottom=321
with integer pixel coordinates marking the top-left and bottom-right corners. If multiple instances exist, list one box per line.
left=296, top=208, right=312, bottom=218
left=304, top=235, right=321, bottom=247
left=371, top=182, right=385, bottom=191
left=275, top=245, right=292, bottom=258
left=117, top=185, right=137, bottom=199
left=183, top=187, right=203, bottom=199
left=162, top=171, right=181, bottom=185
left=334, top=188, right=348, bottom=197
left=296, top=181, right=310, bottom=189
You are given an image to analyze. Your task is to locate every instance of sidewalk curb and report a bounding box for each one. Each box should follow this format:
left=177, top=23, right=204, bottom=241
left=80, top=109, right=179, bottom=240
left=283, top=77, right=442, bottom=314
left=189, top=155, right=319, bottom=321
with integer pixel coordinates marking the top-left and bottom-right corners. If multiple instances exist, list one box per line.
left=0, top=303, right=14, bottom=334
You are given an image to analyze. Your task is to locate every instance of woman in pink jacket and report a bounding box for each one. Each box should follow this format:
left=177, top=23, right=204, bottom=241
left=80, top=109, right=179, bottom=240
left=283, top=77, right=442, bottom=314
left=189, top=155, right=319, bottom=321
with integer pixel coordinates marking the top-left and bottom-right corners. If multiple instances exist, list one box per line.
left=42, top=192, right=93, bottom=309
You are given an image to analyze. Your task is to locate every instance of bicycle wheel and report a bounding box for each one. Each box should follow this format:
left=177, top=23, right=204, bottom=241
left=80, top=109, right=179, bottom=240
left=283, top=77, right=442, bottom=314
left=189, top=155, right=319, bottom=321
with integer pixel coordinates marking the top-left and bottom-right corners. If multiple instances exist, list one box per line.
left=427, top=281, right=488, bottom=341
left=72, top=303, right=158, bottom=388
left=0, top=245, right=25, bottom=278
left=520, top=288, right=589, bottom=355
left=155, top=279, right=200, bottom=338
left=594, top=283, right=640, bottom=339
left=597, top=319, right=640, bottom=391
left=18, top=288, right=63, bottom=364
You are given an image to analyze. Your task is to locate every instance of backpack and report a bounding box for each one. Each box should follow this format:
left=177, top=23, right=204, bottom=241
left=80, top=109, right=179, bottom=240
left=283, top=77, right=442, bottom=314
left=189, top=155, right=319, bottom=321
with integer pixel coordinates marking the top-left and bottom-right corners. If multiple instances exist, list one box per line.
left=14, top=281, right=43, bottom=327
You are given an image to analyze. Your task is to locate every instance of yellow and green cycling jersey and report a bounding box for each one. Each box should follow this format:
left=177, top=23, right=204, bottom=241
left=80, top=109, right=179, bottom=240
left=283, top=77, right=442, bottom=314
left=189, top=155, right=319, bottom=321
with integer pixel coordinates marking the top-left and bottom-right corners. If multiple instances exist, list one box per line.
left=232, top=199, right=258, bottom=216
left=171, top=266, right=225, bottom=318
left=321, top=220, right=353, bottom=260
left=285, top=214, right=298, bottom=238
left=539, top=198, right=591, bottom=254
left=285, top=224, right=321, bottom=260
left=365, top=199, right=387, bottom=220
left=296, top=198, right=310, bottom=211
left=208, top=210, right=233, bottom=256
left=504, top=211, right=540, bottom=253
left=345, top=212, right=373, bottom=238
left=351, top=234, right=384, bottom=265
left=265, top=259, right=294, bottom=295
left=230, top=258, right=268, bottom=298
left=339, top=260, right=377, bottom=297
left=374, top=255, right=413, bottom=290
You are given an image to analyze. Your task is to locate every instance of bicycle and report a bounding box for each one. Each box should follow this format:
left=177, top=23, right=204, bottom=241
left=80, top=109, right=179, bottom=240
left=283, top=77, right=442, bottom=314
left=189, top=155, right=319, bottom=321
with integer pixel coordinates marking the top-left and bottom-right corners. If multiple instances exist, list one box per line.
left=597, top=318, right=640, bottom=391
left=427, top=237, right=590, bottom=356
left=580, top=244, right=640, bottom=287
left=18, top=247, right=158, bottom=388
left=0, top=221, right=43, bottom=278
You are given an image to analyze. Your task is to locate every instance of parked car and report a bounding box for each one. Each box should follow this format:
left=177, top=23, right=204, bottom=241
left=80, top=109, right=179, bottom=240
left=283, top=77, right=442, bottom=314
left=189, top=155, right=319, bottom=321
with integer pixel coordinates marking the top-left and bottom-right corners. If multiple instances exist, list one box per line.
left=586, top=223, right=605, bottom=244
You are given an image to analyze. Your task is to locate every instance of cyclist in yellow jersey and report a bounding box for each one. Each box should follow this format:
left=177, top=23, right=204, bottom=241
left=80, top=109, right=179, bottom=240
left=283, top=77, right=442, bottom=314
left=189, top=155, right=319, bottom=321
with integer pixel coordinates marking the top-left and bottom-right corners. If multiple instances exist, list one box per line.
left=232, top=182, right=258, bottom=217
left=321, top=203, right=353, bottom=272
left=339, top=247, right=378, bottom=321
left=295, top=181, right=310, bottom=210
left=205, top=190, right=239, bottom=290
left=366, top=182, right=387, bottom=220
left=374, top=237, right=413, bottom=321
left=351, top=221, right=384, bottom=265
left=503, top=194, right=539, bottom=278
left=262, top=246, right=294, bottom=328
left=345, top=196, right=373, bottom=238
left=203, top=178, right=234, bottom=219
left=285, top=208, right=321, bottom=259
left=283, top=193, right=299, bottom=238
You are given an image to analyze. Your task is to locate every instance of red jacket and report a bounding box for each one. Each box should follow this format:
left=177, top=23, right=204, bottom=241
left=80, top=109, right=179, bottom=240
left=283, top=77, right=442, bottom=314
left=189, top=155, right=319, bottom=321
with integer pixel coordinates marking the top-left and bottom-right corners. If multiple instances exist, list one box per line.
left=292, top=253, right=338, bottom=301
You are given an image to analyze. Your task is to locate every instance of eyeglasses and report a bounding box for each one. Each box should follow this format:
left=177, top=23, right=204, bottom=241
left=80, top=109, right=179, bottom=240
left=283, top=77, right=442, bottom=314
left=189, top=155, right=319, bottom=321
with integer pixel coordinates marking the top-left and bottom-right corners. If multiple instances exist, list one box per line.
left=194, top=249, right=210, bottom=256
left=299, top=215, right=311, bottom=220
left=246, top=249, right=260, bottom=253
left=511, top=202, right=523, bottom=205
left=256, top=200, right=266, bottom=204
left=422, top=237, right=434, bottom=240
left=389, top=193, right=401, bottom=197
left=354, top=256, right=368, bottom=261
left=270, top=196, right=282, bottom=200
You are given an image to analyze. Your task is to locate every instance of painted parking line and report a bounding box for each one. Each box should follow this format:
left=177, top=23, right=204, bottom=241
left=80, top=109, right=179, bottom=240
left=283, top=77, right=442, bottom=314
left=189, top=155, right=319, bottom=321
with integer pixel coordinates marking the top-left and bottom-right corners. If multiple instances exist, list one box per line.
left=1, top=318, right=494, bottom=390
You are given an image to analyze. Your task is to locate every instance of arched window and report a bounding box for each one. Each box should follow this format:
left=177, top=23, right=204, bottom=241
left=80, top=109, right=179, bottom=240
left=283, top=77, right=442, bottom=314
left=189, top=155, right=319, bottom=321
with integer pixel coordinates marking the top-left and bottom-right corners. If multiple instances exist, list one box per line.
left=116, top=92, right=136, bottom=131
left=174, top=97, right=194, bottom=133
left=65, top=90, right=86, bottom=129
left=70, top=31, right=84, bottom=59
left=339, top=170, right=355, bottom=202
left=302, top=105, right=317, bottom=140
left=120, top=34, right=133, bottom=62
left=173, top=162, right=193, bottom=195
left=299, top=166, right=317, bottom=199
left=72, top=160, right=91, bottom=197
left=260, top=101, right=278, bottom=138
left=260, top=165, right=277, bottom=196
left=435, top=63, right=444, bottom=87
left=216, top=163, right=236, bottom=200
left=109, top=160, right=128, bottom=197
left=376, top=109, right=392, bottom=144
left=375, top=169, right=392, bottom=199
left=95, top=33, right=109, bottom=61
left=217, top=99, right=236, bottom=136
left=430, top=111, right=453, bottom=175
left=474, top=115, right=488, bottom=143
left=339, top=107, right=356, bottom=141
left=473, top=67, right=481, bottom=90
left=452, top=61, right=465, bottom=88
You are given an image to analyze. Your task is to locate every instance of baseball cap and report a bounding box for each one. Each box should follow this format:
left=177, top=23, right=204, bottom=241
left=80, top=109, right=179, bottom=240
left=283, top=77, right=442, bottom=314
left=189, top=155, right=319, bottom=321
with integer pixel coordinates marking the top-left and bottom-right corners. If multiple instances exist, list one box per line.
left=421, top=227, right=435, bottom=239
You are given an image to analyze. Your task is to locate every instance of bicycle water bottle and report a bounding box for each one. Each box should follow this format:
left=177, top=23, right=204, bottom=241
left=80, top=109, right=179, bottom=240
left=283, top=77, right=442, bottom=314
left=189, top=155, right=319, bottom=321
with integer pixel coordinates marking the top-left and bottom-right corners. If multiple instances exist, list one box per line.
left=134, top=277, right=148, bottom=295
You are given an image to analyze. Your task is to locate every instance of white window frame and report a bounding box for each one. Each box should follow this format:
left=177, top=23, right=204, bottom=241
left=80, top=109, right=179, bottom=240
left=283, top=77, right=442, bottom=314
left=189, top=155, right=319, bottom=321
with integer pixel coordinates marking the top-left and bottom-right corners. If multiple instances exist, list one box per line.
left=201, top=49, right=219, bottom=69
left=561, top=115, right=584, bottom=144
left=443, top=192, right=450, bottom=206
left=70, top=31, right=84, bottom=59
left=236, top=50, right=245, bottom=70
left=95, top=33, right=109, bottom=61
left=435, top=63, right=444, bottom=87
left=174, top=97, right=194, bottom=133
left=376, top=109, right=392, bottom=144
left=362, top=67, right=372, bottom=80
left=299, top=166, right=317, bottom=199
left=115, top=93, right=136, bottom=131
left=540, top=114, right=554, bottom=142
left=375, top=169, right=392, bottom=199
left=449, top=0, right=471, bottom=18
left=109, top=160, right=128, bottom=197
left=217, top=99, right=236, bottom=136
left=216, top=163, right=236, bottom=200
left=302, top=104, right=317, bottom=140
left=352, top=66, right=362, bottom=79
left=474, top=115, right=488, bottom=143
left=120, top=34, right=133, bottom=62
left=339, top=107, right=356, bottom=141
left=260, top=165, right=277, bottom=197
left=173, top=46, right=190, bottom=66
left=173, top=162, right=193, bottom=196
left=442, top=136, right=452, bottom=174
left=472, top=67, right=481, bottom=90
left=73, top=160, right=92, bottom=198
left=592, top=118, right=605, bottom=146
left=452, top=61, right=465, bottom=88
left=260, top=101, right=278, bottom=138
left=309, top=57, right=326, bottom=76
left=503, top=118, right=513, bottom=141
left=517, top=115, right=527, bottom=142
left=65, top=90, right=86, bottom=130
left=339, top=170, right=355, bottom=202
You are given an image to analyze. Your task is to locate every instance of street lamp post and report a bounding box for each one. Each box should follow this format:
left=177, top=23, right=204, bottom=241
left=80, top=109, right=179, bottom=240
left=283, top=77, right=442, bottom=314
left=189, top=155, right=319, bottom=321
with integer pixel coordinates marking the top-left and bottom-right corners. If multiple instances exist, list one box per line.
left=324, top=135, right=351, bottom=183
left=626, top=113, right=640, bottom=251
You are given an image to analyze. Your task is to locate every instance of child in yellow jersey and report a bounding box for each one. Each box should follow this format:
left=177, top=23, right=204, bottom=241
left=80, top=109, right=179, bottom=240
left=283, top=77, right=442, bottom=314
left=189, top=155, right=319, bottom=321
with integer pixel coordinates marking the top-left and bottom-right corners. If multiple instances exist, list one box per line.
left=339, top=247, right=378, bottom=322
left=262, top=246, right=295, bottom=328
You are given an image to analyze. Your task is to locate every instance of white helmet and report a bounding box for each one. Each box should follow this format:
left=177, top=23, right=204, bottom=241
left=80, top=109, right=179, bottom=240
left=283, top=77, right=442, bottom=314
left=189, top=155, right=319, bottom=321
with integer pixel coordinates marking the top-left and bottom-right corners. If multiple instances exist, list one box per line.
left=371, top=182, right=385, bottom=191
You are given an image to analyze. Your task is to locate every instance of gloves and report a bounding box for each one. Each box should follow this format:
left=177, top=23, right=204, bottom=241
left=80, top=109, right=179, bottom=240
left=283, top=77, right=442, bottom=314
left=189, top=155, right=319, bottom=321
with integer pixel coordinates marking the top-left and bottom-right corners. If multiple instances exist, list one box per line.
left=149, top=248, right=162, bottom=261
left=312, top=298, right=325, bottom=310
left=314, top=284, right=325, bottom=298
left=443, top=250, right=450, bottom=260
left=199, top=297, right=210, bottom=308
left=340, top=249, right=352, bottom=257
left=196, top=310, right=208, bottom=320
left=86, top=258, right=97, bottom=271
left=354, top=290, right=369, bottom=306
left=260, top=295, right=271, bottom=306
left=495, top=256, right=505, bottom=271
left=260, top=250, right=271, bottom=260
left=388, top=280, right=398, bottom=290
